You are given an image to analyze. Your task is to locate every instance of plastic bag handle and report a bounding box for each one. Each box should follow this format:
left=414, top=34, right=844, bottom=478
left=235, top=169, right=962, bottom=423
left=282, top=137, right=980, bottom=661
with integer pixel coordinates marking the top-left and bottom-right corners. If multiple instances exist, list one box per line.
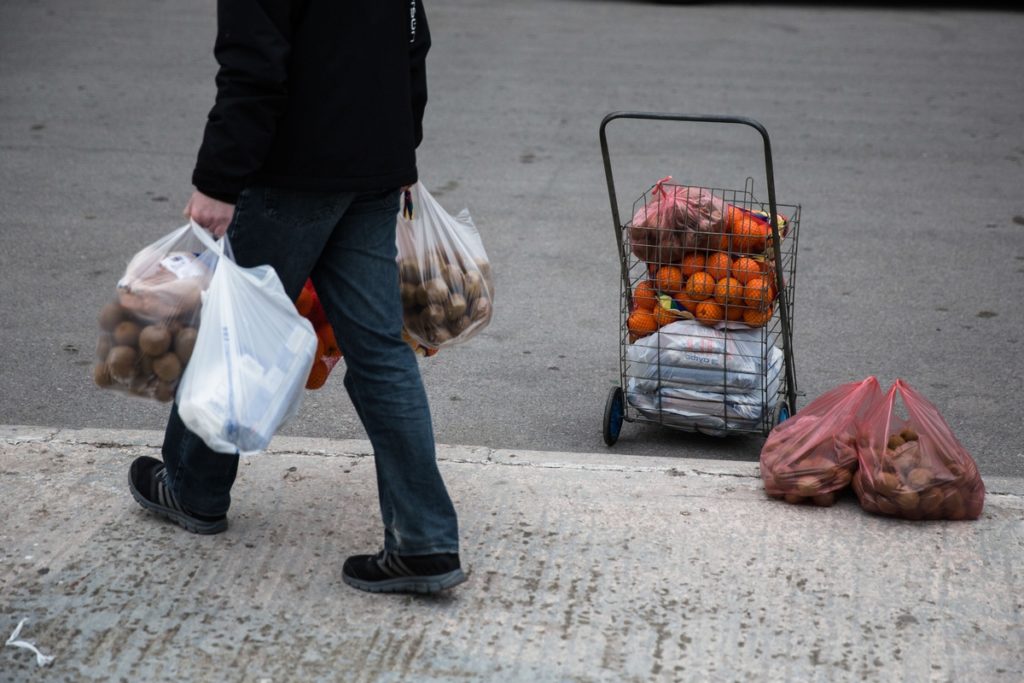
left=188, top=219, right=227, bottom=255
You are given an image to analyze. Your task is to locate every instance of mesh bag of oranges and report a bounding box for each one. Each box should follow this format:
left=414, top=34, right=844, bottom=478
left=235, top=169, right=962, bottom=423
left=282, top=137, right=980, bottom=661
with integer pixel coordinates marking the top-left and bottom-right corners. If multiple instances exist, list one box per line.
left=93, top=222, right=220, bottom=402
left=760, top=376, right=883, bottom=506
left=396, top=182, right=494, bottom=350
left=294, top=281, right=343, bottom=390
left=294, top=279, right=440, bottom=391
left=852, top=379, right=985, bottom=520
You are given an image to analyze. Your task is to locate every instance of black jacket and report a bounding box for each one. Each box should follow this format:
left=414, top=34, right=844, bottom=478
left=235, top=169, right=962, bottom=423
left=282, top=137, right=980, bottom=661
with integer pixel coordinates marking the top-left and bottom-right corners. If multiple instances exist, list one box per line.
left=192, top=0, right=431, bottom=203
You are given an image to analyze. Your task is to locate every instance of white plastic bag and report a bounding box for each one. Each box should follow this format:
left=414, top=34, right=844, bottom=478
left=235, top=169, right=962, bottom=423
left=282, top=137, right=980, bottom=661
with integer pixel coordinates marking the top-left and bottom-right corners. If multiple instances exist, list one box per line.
left=177, top=223, right=317, bottom=455
left=396, top=181, right=494, bottom=349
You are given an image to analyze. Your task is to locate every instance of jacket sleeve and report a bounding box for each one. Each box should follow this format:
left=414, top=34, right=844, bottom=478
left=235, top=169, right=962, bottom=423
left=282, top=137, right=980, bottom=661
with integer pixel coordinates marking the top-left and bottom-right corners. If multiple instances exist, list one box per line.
left=192, top=0, right=293, bottom=203
left=409, top=0, right=431, bottom=148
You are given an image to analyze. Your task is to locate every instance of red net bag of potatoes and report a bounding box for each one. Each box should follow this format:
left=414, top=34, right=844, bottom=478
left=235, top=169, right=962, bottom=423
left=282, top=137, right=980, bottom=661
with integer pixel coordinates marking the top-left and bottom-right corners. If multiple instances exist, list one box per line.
left=852, top=379, right=985, bottom=520
left=93, top=222, right=219, bottom=402
left=628, top=177, right=726, bottom=266
left=760, top=376, right=883, bottom=506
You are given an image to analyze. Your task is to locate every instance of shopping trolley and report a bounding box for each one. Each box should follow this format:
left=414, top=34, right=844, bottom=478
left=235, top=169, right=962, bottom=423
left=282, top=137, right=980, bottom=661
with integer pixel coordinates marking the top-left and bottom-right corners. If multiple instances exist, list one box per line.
left=599, top=112, right=801, bottom=445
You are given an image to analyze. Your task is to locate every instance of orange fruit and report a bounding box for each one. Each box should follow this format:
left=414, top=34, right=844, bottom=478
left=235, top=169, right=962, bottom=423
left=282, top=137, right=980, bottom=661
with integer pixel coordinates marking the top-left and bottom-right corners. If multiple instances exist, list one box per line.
left=743, top=305, right=774, bottom=327
left=685, top=271, right=716, bottom=300
left=627, top=309, right=658, bottom=337
left=680, top=252, right=706, bottom=277
left=306, top=359, right=330, bottom=390
left=732, top=257, right=762, bottom=285
left=713, top=277, right=745, bottom=307
left=317, top=323, right=341, bottom=357
left=727, top=205, right=770, bottom=253
left=295, top=287, right=315, bottom=317
left=632, top=280, right=658, bottom=311
left=653, top=304, right=677, bottom=328
left=705, top=251, right=733, bottom=281
left=655, top=265, right=684, bottom=294
left=743, top=276, right=775, bottom=311
left=695, top=300, right=724, bottom=326
left=673, top=293, right=699, bottom=313
left=724, top=304, right=745, bottom=321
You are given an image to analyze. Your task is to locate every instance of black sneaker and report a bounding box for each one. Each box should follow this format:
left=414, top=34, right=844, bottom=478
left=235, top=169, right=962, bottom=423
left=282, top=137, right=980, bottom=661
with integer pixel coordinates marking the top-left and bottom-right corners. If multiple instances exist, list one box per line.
left=342, top=550, right=466, bottom=594
left=128, top=456, right=228, bottom=535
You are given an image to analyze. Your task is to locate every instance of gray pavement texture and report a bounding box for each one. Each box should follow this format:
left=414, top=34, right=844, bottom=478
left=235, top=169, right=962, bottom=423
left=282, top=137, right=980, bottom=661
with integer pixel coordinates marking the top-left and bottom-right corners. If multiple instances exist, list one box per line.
left=1, top=425, right=1022, bottom=682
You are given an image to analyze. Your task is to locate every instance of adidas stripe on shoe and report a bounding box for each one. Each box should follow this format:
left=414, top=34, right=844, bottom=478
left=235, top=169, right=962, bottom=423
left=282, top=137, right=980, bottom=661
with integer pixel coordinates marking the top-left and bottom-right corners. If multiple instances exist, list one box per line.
left=342, top=550, right=466, bottom=594
left=128, top=456, right=227, bottom=535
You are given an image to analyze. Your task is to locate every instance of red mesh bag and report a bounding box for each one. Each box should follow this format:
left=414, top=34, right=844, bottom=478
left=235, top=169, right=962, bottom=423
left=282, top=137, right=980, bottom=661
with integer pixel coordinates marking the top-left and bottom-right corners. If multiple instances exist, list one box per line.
left=628, top=177, right=726, bottom=266
left=852, top=379, right=985, bottom=520
left=760, top=377, right=882, bottom=506
left=294, top=280, right=343, bottom=390
left=294, top=279, right=438, bottom=390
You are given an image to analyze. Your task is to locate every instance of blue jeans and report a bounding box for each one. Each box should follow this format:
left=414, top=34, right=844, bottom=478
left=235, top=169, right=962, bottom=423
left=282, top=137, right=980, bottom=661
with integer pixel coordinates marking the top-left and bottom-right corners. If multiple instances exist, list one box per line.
left=162, top=186, right=460, bottom=556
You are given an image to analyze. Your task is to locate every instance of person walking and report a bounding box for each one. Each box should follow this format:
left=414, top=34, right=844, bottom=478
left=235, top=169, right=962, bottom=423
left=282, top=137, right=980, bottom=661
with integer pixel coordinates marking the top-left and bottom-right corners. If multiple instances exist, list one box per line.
left=127, top=0, right=465, bottom=595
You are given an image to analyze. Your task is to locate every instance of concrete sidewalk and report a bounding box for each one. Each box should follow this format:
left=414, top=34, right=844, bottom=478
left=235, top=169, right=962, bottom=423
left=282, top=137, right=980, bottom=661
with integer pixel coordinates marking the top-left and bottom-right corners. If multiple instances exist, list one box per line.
left=1, top=425, right=1021, bottom=682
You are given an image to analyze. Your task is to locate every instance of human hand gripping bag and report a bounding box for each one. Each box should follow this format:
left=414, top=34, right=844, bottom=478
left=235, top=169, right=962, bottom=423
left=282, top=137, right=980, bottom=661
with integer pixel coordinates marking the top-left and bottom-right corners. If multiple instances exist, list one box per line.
left=93, top=222, right=219, bottom=402
left=177, top=223, right=317, bottom=455
left=760, top=376, right=883, bottom=506
left=395, top=181, right=494, bottom=349
left=852, top=379, right=985, bottom=520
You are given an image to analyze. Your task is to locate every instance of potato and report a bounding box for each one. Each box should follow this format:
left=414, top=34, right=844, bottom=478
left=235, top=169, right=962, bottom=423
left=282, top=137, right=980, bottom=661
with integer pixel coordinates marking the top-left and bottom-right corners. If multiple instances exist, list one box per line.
left=93, top=362, right=113, bottom=387
left=795, top=476, right=819, bottom=498
left=138, top=324, right=172, bottom=357
left=95, top=333, right=113, bottom=361
left=445, top=293, right=467, bottom=321
left=174, top=327, right=198, bottom=365
left=905, top=467, right=932, bottom=490
left=107, top=345, right=138, bottom=383
left=98, top=302, right=126, bottom=331
left=811, top=492, right=837, bottom=507
left=113, top=320, right=141, bottom=347
left=152, top=352, right=182, bottom=382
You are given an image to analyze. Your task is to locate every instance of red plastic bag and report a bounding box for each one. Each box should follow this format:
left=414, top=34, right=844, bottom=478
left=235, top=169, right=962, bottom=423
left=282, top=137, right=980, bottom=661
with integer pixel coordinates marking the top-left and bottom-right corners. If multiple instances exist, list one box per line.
left=760, top=376, right=882, bottom=506
left=852, top=379, right=985, bottom=520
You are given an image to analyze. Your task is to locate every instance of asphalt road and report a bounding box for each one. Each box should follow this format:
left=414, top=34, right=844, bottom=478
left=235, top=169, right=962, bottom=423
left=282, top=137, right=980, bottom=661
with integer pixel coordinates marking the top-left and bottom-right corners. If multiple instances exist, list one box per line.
left=1, top=1, right=1022, bottom=477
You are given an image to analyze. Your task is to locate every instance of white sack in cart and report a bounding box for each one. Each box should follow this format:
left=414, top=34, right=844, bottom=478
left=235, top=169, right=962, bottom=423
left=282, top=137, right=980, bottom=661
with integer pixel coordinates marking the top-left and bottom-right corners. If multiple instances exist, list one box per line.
left=625, top=320, right=783, bottom=435
left=627, top=362, right=781, bottom=434
left=177, top=224, right=317, bottom=455
left=625, top=320, right=782, bottom=392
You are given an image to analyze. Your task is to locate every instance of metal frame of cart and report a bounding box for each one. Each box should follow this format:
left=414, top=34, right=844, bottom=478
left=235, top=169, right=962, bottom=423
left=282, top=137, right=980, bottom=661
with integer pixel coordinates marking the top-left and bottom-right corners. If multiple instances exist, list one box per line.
left=599, top=112, right=801, bottom=445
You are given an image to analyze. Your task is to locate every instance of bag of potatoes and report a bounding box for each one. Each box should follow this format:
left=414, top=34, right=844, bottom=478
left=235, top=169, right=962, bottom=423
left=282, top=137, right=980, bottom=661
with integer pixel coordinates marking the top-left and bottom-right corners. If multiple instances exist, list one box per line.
left=395, top=182, right=494, bottom=350
left=760, top=376, right=883, bottom=506
left=852, top=379, right=985, bottom=520
left=92, top=223, right=220, bottom=402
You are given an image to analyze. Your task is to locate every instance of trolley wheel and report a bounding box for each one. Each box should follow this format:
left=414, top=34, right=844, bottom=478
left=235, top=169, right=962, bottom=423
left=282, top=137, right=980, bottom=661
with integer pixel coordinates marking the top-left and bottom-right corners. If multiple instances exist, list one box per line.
left=603, top=386, right=625, bottom=446
left=771, top=399, right=791, bottom=429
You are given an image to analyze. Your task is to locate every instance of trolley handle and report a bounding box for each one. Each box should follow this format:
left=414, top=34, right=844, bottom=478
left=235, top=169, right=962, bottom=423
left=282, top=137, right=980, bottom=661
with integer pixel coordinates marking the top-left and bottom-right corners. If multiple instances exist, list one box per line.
left=599, top=111, right=779, bottom=242
left=599, top=111, right=796, bottom=416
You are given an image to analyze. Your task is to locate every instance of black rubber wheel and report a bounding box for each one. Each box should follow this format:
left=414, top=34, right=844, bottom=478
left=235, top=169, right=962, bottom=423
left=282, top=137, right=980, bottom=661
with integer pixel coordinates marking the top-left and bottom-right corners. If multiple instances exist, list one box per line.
left=603, top=386, right=625, bottom=446
left=771, top=399, right=792, bottom=429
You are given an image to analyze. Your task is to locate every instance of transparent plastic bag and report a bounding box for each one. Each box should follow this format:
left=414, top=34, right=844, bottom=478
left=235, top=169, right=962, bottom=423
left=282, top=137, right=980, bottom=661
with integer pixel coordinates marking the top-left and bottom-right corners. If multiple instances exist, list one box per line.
left=396, top=182, right=494, bottom=349
left=93, top=223, right=220, bottom=402
left=852, top=379, right=985, bottom=520
left=177, top=225, right=317, bottom=455
left=759, top=377, right=883, bottom=506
